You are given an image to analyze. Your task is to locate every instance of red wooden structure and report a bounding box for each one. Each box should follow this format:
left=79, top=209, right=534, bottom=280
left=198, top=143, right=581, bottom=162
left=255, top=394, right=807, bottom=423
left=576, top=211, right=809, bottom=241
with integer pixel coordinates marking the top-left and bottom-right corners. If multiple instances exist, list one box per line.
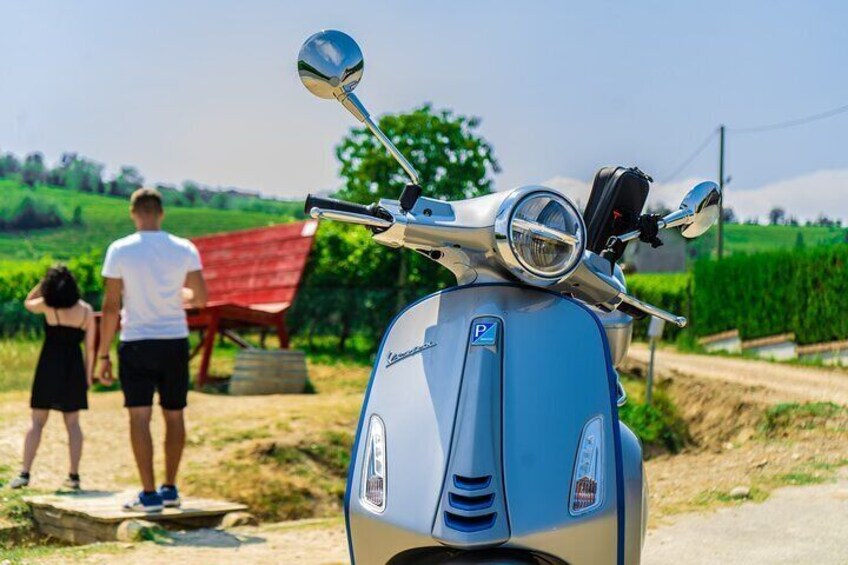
left=187, top=220, right=317, bottom=387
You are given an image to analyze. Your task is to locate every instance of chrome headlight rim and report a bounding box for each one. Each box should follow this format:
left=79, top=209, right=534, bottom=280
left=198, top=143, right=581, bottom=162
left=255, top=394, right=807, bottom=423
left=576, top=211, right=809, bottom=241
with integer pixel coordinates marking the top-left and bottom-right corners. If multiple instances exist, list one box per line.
left=494, top=186, right=586, bottom=287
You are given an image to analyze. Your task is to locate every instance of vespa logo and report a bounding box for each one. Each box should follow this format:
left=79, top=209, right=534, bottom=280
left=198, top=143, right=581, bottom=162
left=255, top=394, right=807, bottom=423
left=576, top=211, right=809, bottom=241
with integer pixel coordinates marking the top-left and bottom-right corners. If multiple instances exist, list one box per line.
left=385, top=342, right=436, bottom=368
left=471, top=321, right=498, bottom=346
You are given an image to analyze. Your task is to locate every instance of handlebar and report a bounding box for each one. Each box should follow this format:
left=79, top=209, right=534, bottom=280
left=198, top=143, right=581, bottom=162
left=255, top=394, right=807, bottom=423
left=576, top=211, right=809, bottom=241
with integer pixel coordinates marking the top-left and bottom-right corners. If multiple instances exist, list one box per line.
left=305, top=193, right=689, bottom=326
left=618, top=293, right=687, bottom=327
left=304, top=194, right=375, bottom=217
left=304, top=194, right=394, bottom=230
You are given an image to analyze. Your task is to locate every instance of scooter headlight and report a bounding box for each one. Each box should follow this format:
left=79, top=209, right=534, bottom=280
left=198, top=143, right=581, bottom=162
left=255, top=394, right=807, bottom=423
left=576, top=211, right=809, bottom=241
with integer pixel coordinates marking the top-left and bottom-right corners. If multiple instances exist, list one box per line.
left=494, top=187, right=585, bottom=286
left=360, top=414, right=387, bottom=513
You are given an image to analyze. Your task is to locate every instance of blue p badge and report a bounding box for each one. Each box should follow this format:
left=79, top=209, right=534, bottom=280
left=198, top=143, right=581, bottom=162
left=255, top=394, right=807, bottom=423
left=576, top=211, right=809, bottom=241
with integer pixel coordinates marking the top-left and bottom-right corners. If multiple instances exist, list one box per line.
left=471, top=321, right=498, bottom=346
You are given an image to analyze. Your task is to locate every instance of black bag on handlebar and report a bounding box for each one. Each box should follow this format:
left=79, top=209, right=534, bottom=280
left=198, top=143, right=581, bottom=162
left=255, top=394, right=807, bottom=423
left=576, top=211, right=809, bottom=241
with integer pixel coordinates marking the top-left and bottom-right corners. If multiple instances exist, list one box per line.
left=583, top=166, right=651, bottom=257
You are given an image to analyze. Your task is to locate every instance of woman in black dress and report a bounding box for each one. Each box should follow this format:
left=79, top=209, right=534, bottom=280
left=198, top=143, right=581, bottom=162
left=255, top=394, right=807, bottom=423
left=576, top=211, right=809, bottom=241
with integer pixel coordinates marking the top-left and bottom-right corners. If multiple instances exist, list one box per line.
left=10, top=266, right=95, bottom=490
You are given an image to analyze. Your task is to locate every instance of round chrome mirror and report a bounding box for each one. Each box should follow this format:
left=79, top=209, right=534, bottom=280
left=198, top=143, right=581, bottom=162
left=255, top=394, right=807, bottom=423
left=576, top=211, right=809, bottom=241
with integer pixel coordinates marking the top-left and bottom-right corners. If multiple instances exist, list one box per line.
left=678, top=181, right=721, bottom=238
left=297, top=30, right=364, bottom=100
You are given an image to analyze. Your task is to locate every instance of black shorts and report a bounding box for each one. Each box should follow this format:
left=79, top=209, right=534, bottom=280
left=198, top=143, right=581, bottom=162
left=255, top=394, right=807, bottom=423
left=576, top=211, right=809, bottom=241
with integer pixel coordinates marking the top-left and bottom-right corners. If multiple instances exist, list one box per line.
left=118, top=339, right=190, bottom=410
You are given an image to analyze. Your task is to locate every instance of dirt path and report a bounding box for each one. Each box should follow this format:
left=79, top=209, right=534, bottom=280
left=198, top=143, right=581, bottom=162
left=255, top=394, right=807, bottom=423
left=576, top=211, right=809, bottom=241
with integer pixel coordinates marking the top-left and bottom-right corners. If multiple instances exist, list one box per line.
left=43, top=519, right=350, bottom=565
left=8, top=350, right=847, bottom=564
left=644, top=468, right=848, bottom=564
left=629, top=343, right=848, bottom=405
left=33, top=470, right=848, bottom=565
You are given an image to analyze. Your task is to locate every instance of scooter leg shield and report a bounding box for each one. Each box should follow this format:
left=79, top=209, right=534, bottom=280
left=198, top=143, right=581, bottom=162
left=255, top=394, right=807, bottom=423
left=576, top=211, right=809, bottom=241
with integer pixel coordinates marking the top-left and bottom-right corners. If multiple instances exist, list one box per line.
left=346, top=284, right=636, bottom=565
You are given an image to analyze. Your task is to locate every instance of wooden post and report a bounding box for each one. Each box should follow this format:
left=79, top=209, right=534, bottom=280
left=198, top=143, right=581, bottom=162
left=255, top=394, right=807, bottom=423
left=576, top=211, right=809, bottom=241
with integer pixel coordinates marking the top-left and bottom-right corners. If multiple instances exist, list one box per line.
left=276, top=314, right=290, bottom=348
left=717, top=124, right=726, bottom=259
left=197, top=312, right=219, bottom=389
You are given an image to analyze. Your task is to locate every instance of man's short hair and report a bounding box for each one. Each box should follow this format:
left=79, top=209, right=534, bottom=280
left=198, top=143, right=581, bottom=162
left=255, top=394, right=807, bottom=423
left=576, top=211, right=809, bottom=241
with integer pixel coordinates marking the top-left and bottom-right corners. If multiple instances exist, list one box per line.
left=130, top=187, right=164, bottom=215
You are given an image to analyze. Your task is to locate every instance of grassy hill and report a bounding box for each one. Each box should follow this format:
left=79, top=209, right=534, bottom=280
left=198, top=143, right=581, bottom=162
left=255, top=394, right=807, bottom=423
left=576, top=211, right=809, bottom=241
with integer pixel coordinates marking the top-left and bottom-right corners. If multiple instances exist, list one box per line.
left=0, top=180, right=305, bottom=263
left=689, top=223, right=846, bottom=258
left=0, top=178, right=844, bottom=265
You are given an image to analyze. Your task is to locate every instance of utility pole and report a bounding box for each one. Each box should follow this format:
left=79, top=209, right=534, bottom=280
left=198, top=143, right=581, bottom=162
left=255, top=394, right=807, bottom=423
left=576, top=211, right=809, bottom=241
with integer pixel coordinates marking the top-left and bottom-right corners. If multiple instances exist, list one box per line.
left=717, top=124, right=726, bottom=259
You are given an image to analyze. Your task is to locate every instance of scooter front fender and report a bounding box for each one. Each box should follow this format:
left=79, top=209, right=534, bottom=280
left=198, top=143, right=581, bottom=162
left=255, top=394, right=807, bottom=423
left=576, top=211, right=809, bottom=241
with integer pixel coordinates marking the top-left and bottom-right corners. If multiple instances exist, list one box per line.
left=346, top=284, right=635, bottom=565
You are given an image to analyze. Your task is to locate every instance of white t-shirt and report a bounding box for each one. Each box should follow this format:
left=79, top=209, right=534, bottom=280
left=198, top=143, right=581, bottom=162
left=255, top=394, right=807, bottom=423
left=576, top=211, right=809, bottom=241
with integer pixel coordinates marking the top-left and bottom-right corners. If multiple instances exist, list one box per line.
left=102, top=231, right=202, bottom=342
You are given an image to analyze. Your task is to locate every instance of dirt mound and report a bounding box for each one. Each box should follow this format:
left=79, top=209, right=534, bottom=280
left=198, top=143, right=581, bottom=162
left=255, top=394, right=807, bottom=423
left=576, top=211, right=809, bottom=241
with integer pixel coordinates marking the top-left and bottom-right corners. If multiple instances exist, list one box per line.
left=624, top=359, right=768, bottom=451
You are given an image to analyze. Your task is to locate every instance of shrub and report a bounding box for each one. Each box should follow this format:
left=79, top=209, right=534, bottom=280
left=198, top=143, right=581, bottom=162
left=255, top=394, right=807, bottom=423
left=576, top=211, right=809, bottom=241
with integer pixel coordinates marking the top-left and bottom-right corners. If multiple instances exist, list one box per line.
left=287, top=222, right=452, bottom=351
left=0, top=197, right=64, bottom=232
left=0, top=254, right=103, bottom=336
left=626, top=272, right=691, bottom=341
left=692, top=245, right=848, bottom=344
left=618, top=374, right=689, bottom=453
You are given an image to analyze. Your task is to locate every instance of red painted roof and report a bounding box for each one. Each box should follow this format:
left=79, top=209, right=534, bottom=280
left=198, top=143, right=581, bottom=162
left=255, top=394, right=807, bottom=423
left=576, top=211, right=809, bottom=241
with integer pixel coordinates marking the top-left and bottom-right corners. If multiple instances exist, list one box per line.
left=191, top=220, right=317, bottom=312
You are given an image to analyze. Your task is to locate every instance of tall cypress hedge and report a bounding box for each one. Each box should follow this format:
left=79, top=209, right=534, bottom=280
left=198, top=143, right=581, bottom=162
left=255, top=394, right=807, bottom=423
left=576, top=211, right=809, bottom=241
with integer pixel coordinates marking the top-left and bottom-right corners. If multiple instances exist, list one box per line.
left=692, top=245, right=848, bottom=344
left=627, top=272, right=691, bottom=341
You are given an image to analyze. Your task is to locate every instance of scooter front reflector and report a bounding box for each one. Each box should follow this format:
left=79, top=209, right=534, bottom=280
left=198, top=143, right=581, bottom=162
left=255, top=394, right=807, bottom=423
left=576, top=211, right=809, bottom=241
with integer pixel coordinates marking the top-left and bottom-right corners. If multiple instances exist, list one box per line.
left=360, top=414, right=387, bottom=512
left=570, top=416, right=604, bottom=515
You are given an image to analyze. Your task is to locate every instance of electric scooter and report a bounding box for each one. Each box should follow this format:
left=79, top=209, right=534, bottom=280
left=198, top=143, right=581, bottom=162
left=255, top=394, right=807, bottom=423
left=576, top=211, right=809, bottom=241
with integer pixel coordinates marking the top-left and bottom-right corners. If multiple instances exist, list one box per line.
left=297, top=30, right=721, bottom=565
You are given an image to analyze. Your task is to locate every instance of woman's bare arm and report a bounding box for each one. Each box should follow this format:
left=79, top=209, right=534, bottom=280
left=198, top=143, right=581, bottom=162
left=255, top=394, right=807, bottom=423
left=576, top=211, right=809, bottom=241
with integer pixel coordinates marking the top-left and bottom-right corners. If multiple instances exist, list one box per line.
left=83, top=302, right=96, bottom=386
left=24, top=282, right=46, bottom=313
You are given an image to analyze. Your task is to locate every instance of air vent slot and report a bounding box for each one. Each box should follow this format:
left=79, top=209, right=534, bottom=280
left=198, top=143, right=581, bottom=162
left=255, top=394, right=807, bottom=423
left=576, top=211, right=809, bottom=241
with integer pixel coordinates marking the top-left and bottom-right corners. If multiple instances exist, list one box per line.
left=449, top=492, right=495, bottom=511
left=444, top=511, right=497, bottom=533
left=453, top=474, right=492, bottom=491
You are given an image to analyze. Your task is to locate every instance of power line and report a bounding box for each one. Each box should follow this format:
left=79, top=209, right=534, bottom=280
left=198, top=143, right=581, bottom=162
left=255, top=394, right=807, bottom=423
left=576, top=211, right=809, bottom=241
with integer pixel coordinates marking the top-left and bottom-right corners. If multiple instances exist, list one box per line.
left=729, top=101, right=848, bottom=134
left=660, top=129, right=717, bottom=183
left=661, top=100, right=848, bottom=182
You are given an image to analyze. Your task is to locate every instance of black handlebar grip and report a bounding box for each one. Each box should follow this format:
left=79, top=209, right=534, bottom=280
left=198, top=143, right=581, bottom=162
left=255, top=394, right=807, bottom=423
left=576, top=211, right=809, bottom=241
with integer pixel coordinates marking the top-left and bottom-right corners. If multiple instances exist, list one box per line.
left=616, top=301, right=649, bottom=320
left=304, top=194, right=373, bottom=217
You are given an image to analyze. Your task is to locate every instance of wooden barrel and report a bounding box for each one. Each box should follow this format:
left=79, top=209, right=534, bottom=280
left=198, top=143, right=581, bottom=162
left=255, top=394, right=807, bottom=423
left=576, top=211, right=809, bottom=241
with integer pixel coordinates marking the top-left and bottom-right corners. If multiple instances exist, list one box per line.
left=229, top=350, right=308, bottom=396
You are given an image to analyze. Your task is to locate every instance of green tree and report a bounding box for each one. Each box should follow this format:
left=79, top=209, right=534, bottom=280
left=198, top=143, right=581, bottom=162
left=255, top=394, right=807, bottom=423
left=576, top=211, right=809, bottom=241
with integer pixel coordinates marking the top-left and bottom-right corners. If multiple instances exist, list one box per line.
left=72, top=205, right=84, bottom=226
left=182, top=181, right=202, bottom=206
left=335, top=104, right=499, bottom=204
left=109, top=166, right=144, bottom=196
left=52, top=153, right=105, bottom=193
left=0, top=153, right=22, bottom=178
left=292, top=105, right=499, bottom=352
left=210, top=192, right=231, bottom=210
left=21, top=152, right=47, bottom=186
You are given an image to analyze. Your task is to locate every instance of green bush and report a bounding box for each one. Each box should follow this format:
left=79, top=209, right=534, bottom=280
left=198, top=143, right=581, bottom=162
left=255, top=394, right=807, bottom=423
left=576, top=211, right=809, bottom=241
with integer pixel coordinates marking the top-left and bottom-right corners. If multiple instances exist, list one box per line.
left=692, top=245, right=848, bottom=344
left=626, top=272, right=691, bottom=341
left=287, top=222, right=452, bottom=352
left=0, top=254, right=103, bottom=336
left=0, top=196, right=65, bottom=232
left=618, top=374, right=689, bottom=453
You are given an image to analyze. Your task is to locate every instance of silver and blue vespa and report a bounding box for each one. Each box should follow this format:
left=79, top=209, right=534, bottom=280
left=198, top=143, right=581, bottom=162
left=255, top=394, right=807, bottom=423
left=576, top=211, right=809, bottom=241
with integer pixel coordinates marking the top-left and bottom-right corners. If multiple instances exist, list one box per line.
left=297, top=30, right=721, bottom=565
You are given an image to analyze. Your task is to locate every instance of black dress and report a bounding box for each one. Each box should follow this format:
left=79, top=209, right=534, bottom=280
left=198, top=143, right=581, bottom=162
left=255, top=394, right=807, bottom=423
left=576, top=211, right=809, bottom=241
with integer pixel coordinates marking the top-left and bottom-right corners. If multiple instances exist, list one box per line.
left=30, top=309, right=88, bottom=412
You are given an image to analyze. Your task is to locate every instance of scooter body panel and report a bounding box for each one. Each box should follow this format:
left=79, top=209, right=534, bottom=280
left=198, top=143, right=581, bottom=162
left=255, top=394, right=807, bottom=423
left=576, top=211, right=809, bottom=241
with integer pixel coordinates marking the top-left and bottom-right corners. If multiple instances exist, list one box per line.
left=347, top=284, right=638, bottom=565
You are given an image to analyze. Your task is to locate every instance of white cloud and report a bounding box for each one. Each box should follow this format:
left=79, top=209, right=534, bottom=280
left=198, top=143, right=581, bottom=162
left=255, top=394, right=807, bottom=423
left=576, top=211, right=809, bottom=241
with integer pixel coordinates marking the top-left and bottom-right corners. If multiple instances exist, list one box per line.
left=541, top=169, right=848, bottom=222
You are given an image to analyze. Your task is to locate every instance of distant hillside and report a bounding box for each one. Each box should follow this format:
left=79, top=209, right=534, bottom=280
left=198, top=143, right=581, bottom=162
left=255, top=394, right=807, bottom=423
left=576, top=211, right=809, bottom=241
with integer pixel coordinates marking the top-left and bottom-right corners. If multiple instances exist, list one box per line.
left=0, top=180, right=305, bottom=264
left=689, top=223, right=847, bottom=257
left=1, top=179, right=843, bottom=266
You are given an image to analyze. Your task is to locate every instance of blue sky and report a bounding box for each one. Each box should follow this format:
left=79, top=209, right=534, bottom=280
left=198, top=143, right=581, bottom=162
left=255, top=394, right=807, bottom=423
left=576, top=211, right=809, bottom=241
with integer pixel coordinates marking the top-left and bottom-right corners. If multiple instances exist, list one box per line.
left=1, top=0, right=846, bottom=219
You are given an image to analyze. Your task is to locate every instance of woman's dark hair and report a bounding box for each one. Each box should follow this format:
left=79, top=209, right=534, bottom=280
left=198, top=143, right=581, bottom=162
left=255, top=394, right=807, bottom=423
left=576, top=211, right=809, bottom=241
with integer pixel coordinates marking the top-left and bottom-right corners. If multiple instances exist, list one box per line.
left=41, top=266, right=81, bottom=308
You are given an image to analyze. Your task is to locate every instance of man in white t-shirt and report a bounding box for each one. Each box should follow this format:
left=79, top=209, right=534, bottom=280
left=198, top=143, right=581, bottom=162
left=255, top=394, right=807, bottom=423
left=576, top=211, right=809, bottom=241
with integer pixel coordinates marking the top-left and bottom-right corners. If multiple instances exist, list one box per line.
left=97, top=187, right=207, bottom=513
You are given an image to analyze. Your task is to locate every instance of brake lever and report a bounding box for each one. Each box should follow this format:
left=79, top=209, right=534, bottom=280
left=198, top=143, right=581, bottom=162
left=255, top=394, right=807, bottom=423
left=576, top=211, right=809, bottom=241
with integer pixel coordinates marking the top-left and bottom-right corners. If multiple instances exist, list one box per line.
left=617, top=293, right=687, bottom=328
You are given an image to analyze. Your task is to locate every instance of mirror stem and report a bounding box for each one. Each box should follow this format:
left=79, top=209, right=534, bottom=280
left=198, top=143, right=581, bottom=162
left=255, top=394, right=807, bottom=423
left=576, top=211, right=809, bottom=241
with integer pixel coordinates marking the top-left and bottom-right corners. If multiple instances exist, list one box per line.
left=616, top=208, right=694, bottom=244
left=337, top=91, right=421, bottom=185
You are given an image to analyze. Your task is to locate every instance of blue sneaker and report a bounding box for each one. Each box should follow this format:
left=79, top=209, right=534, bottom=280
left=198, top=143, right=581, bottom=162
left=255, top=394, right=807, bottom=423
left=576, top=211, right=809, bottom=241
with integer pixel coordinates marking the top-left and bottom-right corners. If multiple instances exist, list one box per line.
left=123, top=491, right=164, bottom=513
left=158, top=485, right=181, bottom=508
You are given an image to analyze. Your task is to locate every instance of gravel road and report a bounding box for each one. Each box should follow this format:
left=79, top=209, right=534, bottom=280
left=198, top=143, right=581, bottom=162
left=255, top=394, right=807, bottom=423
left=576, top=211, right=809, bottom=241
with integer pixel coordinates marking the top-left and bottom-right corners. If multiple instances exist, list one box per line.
left=26, top=349, right=848, bottom=564
left=644, top=468, right=848, bottom=564
left=628, top=343, right=848, bottom=405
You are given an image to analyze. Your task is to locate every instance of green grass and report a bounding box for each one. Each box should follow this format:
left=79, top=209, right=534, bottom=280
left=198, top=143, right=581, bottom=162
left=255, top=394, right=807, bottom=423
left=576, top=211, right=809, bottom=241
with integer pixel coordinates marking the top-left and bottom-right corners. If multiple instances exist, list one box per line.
left=0, top=179, right=303, bottom=263
left=0, top=340, right=41, bottom=393
left=759, top=402, right=848, bottom=436
left=618, top=373, right=689, bottom=453
left=693, top=486, right=770, bottom=507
